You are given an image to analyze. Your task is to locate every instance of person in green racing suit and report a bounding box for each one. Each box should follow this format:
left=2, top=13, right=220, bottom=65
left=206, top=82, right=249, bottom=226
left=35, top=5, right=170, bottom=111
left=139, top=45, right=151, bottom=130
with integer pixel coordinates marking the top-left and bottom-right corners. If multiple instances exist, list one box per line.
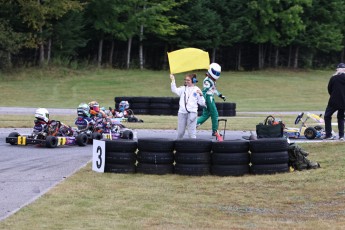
left=197, top=63, right=226, bottom=140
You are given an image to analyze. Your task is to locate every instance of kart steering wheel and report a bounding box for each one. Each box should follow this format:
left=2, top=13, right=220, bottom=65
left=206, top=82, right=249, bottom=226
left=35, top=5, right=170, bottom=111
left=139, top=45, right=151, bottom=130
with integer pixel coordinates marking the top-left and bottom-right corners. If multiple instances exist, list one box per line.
left=294, top=112, right=304, bottom=125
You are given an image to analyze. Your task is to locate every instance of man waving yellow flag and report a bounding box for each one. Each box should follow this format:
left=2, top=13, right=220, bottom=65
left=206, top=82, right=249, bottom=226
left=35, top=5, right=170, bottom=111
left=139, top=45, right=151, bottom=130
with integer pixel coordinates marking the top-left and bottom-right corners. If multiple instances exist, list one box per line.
left=167, top=48, right=210, bottom=74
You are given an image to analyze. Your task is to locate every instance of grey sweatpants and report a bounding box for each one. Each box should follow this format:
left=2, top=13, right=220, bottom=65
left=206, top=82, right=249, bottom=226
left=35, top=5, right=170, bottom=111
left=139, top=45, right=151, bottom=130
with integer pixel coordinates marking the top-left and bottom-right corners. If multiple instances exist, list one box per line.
left=177, top=112, right=198, bottom=139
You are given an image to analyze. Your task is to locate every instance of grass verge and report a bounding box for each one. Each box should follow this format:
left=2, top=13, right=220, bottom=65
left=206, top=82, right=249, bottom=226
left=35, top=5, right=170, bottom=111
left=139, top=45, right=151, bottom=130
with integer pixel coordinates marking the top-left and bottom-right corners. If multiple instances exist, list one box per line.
left=0, top=142, right=344, bottom=229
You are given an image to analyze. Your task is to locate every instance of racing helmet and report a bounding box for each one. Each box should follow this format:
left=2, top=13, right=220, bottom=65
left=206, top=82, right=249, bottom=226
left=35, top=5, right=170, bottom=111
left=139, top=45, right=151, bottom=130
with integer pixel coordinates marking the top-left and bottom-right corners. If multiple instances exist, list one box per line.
left=77, top=103, right=90, bottom=117
left=88, top=101, right=100, bottom=115
left=35, top=108, right=49, bottom=122
left=119, top=101, right=129, bottom=112
left=208, top=63, right=221, bottom=80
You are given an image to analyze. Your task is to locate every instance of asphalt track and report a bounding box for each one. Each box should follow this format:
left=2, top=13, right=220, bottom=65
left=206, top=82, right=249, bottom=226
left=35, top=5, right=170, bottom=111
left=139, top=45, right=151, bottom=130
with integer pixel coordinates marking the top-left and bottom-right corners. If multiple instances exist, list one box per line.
left=0, top=107, right=338, bottom=221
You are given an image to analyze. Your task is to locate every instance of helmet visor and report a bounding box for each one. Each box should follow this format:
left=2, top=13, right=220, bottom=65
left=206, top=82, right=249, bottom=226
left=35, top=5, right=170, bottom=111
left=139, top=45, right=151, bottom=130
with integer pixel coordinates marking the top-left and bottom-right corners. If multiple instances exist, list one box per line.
left=211, top=68, right=221, bottom=77
left=93, top=105, right=100, bottom=112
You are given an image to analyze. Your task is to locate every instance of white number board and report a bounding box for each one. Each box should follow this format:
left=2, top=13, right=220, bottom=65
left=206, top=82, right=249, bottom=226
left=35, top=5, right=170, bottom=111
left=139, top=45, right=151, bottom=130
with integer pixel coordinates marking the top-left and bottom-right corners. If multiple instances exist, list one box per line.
left=92, top=140, right=106, bottom=173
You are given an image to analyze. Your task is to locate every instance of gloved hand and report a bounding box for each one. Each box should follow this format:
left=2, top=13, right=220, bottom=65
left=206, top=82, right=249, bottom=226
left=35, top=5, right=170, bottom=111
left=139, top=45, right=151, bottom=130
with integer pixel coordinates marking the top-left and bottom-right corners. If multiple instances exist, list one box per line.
left=219, top=94, right=226, bottom=101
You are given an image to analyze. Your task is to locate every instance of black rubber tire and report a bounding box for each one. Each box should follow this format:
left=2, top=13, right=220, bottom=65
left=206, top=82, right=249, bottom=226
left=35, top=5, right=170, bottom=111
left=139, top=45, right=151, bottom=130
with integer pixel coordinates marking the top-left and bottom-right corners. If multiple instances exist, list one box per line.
left=137, top=138, right=175, bottom=152
left=249, top=138, right=289, bottom=153
left=223, top=103, right=236, bottom=110
left=45, top=136, right=58, bottom=148
left=8, top=132, right=20, bottom=145
left=137, top=151, right=174, bottom=164
left=174, top=139, right=212, bottom=153
left=250, top=163, right=289, bottom=175
left=130, top=102, right=150, bottom=109
left=131, top=97, right=150, bottom=103
left=131, top=108, right=150, bottom=115
left=211, top=164, right=250, bottom=176
left=216, top=103, right=224, bottom=110
left=150, top=97, right=172, bottom=104
left=106, top=152, right=136, bottom=164
left=92, top=132, right=102, bottom=140
left=174, top=163, right=210, bottom=176
left=250, top=151, right=289, bottom=165
left=121, top=130, right=133, bottom=140
left=218, top=109, right=224, bottom=117
left=175, top=152, right=211, bottom=164
left=149, top=109, right=172, bottom=115
left=211, top=152, right=250, bottom=165
left=104, top=163, right=136, bottom=173
left=304, top=127, right=317, bottom=140
left=105, top=140, right=138, bottom=153
left=76, top=133, right=88, bottom=146
left=149, top=103, right=171, bottom=109
left=212, top=140, right=249, bottom=153
left=136, top=163, right=173, bottom=175
left=223, top=109, right=236, bottom=117
left=172, top=97, right=179, bottom=110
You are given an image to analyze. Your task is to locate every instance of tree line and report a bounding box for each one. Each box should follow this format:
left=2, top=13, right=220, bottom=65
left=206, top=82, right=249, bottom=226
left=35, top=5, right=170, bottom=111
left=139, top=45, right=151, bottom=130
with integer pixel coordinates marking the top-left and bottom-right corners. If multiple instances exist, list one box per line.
left=1, top=0, right=345, bottom=71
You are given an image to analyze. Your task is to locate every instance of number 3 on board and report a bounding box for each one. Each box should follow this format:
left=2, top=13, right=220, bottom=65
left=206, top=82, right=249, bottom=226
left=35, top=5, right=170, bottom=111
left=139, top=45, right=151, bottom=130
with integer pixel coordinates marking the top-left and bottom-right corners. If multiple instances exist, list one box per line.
left=92, top=140, right=106, bottom=173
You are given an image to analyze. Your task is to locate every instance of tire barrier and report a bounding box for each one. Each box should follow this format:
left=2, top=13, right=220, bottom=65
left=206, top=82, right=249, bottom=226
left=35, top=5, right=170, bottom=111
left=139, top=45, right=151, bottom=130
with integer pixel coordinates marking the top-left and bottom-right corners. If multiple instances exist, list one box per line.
left=136, top=138, right=175, bottom=175
left=99, top=137, right=290, bottom=176
left=114, top=96, right=236, bottom=116
left=174, top=139, right=212, bottom=176
left=211, top=140, right=250, bottom=176
left=104, top=140, right=137, bottom=173
left=249, top=138, right=289, bottom=175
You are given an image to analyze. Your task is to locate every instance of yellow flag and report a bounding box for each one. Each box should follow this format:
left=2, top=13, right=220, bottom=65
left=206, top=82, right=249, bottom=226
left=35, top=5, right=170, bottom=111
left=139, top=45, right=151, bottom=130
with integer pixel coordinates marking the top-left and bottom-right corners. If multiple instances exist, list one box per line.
left=167, top=48, right=210, bottom=74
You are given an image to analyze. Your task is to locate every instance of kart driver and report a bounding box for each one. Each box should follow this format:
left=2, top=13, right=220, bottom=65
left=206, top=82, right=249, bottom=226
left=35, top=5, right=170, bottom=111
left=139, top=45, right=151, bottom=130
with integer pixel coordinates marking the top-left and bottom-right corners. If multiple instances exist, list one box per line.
left=33, top=108, right=73, bottom=136
left=196, top=63, right=226, bottom=141
left=88, top=101, right=108, bottom=118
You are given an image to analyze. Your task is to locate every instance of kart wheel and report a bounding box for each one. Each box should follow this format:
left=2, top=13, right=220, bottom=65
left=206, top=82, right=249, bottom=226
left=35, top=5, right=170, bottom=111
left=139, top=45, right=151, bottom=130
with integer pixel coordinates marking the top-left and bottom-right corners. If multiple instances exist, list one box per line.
left=92, top=132, right=102, bottom=140
left=45, top=136, right=58, bottom=148
left=304, top=127, right=317, bottom=139
left=8, top=132, right=20, bottom=145
left=76, top=134, right=88, bottom=146
left=121, top=130, right=133, bottom=139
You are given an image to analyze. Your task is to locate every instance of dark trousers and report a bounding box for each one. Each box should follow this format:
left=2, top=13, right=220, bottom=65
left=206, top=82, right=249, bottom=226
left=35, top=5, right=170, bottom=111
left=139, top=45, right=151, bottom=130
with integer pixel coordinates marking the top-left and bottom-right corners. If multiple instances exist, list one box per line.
left=324, top=105, right=344, bottom=138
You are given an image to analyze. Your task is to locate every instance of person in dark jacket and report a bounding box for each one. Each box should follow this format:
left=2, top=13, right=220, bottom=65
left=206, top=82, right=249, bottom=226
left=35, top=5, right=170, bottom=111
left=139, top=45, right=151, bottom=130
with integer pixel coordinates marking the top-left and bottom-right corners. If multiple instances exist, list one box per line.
left=323, top=63, right=345, bottom=140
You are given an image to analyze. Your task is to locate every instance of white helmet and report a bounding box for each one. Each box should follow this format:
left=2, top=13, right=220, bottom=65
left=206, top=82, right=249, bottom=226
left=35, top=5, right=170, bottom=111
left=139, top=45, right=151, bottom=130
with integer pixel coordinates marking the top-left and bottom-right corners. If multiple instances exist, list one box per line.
left=35, top=108, right=49, bottom=122
left=208, top=63, right=221, bottom=80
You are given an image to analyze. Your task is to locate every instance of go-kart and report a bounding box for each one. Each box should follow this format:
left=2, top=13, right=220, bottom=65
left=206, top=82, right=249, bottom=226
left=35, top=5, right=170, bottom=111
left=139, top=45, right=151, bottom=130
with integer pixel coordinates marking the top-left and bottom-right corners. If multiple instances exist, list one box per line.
left=100, top=117, right=134, bottom=140
left=283, top=112, right=325, bottom=139
left=75, top=116, right=133, bottom=141
left=6, top=120, right=89, bottom=148
left=74, top=116, right=103, bottom=143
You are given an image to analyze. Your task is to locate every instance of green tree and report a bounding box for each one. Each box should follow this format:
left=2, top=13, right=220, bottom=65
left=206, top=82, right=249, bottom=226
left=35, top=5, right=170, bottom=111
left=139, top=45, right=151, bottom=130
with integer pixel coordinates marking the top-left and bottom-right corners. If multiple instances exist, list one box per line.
left=247, top=0, right=310, bottom=69
left=213, top=0, right=252, bottom=69
left=0, top=1, right=27, bottom=69
left=172, top=0, right=222, bottom=62
left=52, top=11, right=88, bottom=61
left=293, top=0, right=345, bottom=68
left=17, top=0, right=83, bottom=66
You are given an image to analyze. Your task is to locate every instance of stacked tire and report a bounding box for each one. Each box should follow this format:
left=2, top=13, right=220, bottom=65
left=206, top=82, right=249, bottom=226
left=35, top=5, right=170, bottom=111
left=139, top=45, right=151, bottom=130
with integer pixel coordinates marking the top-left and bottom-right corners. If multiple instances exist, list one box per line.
left=211, top=140, right=250, bottom=176
left=130, top=97, right=150, bottom=115
left=222, top=102, right=236, bottom=117
left=249, top=138, right=290, bottom=175
left=136, top=138, right=175, bottom=175
left=104, top=140, right=137, bottom=173
left=174, top=139, right=212, bottom=176
left=114, top=96, right=236, bottom=117
left=171, top=97, right=179, bottom=116
left=149, top=97, right=172, bottom=115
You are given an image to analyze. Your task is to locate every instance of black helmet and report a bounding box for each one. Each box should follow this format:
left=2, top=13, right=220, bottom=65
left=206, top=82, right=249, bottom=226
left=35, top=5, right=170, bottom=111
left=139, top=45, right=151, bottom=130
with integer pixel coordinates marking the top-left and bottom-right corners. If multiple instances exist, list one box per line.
left=337, top=63, right=345, bottom=68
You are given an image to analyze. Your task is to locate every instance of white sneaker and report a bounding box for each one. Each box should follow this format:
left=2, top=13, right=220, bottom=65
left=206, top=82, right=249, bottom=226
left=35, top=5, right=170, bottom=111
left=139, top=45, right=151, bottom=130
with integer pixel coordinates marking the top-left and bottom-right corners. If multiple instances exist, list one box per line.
left=323, top=135, right=336, bottom=140
left=339, top=137, right=344, bottom=141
